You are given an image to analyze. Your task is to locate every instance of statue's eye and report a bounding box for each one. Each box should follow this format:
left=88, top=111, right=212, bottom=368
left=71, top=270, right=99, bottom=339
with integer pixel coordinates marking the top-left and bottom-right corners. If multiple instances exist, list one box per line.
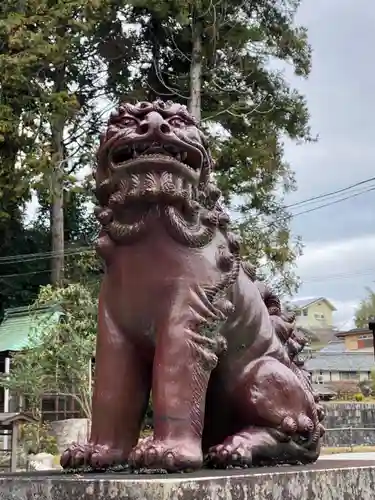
left=169, top=117, right=185, bottom=127
left=121, top=117, right=137, bottom=126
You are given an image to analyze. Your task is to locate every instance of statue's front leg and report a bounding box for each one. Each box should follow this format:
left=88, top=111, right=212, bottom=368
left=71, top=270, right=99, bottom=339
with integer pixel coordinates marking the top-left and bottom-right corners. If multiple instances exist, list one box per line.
left=129, top=313, right=222, bottom=472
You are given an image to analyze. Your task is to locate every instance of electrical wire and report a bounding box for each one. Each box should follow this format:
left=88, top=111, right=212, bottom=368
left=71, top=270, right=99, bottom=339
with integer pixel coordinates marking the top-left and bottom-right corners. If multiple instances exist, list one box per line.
left=286, top=176, right=375, bottom=209
left=0, top=176, right=374, bottom=267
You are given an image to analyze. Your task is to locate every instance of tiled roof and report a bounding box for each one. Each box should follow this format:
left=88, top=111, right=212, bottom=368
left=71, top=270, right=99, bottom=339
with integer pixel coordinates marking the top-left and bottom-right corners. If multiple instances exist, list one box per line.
left=336, top=328, right=373, bottom=338
left=0, top=305, right=63, bottom=353
left=305, top=352, right=374, bottom=372
left=289, top=297, right=337, bottom=311
left=319, top=341, right=347, bottom=353
left=290, top=297, right=318, bottom=308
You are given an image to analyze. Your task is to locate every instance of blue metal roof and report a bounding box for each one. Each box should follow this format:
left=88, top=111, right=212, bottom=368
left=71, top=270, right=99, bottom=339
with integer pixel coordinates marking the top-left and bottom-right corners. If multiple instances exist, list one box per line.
left=306, top=353, right=374, bottom=372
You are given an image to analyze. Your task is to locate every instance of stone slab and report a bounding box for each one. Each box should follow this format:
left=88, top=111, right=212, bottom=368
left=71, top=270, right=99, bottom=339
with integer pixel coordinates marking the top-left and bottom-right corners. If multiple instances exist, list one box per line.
left=1, top=461, right=375, bottom=500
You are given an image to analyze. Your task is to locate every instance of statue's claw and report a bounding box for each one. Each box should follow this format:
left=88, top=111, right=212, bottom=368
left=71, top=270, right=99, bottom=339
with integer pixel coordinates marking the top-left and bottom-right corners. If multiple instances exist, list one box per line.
left=60, top=443, right=127, bottom=470
left=129, top=436, right=202, bottom=472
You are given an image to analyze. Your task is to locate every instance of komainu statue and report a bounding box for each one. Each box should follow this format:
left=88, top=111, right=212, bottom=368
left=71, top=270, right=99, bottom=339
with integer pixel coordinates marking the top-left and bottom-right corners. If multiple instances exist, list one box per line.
left=61, top=100, right=325, bottom=472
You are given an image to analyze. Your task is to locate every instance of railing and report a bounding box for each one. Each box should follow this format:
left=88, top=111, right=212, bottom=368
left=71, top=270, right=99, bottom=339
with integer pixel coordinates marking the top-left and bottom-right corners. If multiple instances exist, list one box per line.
left=323, top=426, right=375, bottom=449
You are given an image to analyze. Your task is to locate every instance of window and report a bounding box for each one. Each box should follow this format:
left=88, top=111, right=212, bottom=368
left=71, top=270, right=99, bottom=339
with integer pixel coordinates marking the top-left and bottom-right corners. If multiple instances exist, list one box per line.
left=314, top=312, right=325, bottom=320
left=303, top=310, right=308, bottom=316
left=339, top=371, right=359, bottom=380
left=357, top=335, right=374, bottom=349
left=41, top=395, right=82, bottom=422
left=295, top=310, right=301, bottom=316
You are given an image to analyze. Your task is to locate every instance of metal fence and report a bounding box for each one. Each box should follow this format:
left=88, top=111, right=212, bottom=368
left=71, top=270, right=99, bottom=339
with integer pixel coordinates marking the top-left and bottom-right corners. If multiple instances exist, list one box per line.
left=323, top=426, right=375, bottom=449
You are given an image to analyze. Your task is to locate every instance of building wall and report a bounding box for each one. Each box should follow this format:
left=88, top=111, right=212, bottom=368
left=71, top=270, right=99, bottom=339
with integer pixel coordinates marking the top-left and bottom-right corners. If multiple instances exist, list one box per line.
left=343, top=333, right=373, bottom=351
left=295, top=301, right=334, bottom=330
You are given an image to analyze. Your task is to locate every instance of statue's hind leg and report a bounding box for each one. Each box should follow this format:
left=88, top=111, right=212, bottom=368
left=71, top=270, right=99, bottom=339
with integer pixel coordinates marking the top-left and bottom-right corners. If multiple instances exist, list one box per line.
left=61, top=298, right=151, bottom=470
left=207, top=356, right=323, bottom=468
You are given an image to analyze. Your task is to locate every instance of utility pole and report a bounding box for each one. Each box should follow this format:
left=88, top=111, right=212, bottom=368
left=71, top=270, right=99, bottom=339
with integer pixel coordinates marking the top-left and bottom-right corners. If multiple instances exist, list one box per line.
left=368, top=316, right=375, bottom=361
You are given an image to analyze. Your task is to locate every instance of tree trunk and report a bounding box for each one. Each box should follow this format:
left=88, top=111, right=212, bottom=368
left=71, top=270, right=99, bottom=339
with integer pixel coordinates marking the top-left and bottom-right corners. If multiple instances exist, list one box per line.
left=50, top=130, right=64, bottom=285
left=189, top=21, right=202, bottom=122
left=50, top=67, right=66, bottom=286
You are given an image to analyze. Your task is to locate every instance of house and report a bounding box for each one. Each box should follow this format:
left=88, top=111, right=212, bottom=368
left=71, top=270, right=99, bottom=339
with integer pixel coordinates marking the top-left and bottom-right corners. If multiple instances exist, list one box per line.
left=305, top=352, right=373, bottom=384
left=290, top=297, right=337, bottom=330
left=335, top=327, right=374, bottom=352
left=0, top=305, right=82, bottom=422
left=305, top=326, right=374, bottom=387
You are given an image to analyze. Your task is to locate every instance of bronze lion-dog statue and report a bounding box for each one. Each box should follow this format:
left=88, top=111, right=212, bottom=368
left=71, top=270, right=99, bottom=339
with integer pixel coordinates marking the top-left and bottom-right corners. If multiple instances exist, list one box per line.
left=61, top=100, right=324, bottom=472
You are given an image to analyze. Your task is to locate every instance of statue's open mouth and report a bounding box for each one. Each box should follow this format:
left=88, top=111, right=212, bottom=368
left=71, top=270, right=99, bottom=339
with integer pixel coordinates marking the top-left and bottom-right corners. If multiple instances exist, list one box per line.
left=106, top=140, right=204, bottom=213
left=109, top=140, right=202, bottom=186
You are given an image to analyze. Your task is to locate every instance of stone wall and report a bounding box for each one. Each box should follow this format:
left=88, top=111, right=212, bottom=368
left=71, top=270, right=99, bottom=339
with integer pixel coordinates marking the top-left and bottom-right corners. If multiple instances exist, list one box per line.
left=322, top=403, right=375, bottom=447
left=46, top=405, right=375, bottom=451
left=49, top=419, right=91, bottom=454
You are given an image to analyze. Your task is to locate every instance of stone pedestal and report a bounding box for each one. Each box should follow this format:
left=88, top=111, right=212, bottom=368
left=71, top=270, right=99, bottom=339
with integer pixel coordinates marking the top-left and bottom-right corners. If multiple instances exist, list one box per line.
left=1, top=460, right=375, bottom=500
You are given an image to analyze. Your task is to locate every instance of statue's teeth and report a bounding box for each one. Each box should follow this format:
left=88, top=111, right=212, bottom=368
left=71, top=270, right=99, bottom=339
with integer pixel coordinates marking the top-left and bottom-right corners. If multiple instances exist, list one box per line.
left=109, top=191, right=126, bottom=206
left=181, top=185, right=192, bottom=200
left=161, top=172, right=175, bottom=193
left=174, top=175, right=183, bottom=193
left=128, top=174, right=140, bottom=195
left=118, top=179, right=129, bottom=194
left=142, top=172, right=158, bottom=194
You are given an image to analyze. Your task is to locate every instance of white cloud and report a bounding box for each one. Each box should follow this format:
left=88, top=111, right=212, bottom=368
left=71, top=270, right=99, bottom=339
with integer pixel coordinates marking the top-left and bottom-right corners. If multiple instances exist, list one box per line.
left=293, top=236, right=375, bottom=327
left=332, top=300, right=359, bottom=330
left=297, top=236, right=375, bottom=280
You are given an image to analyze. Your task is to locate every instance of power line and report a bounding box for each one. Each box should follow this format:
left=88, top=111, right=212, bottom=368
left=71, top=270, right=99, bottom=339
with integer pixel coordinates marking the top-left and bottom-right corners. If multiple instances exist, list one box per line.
left=290, top=186, right=375, bottom=218
left=0, top=261, right=374, bottom=284
left=0, top=269, right=51, bottom=279
left=1, top=177, right=375, bottom=266
left=0, top=246, right=93, bottom=264
left=286, top=176, right=375, bottom=209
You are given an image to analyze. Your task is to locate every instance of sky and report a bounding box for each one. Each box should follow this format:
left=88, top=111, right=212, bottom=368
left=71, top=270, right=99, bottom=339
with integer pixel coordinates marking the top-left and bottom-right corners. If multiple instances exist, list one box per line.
left=283, top=0, right=375, bottom=328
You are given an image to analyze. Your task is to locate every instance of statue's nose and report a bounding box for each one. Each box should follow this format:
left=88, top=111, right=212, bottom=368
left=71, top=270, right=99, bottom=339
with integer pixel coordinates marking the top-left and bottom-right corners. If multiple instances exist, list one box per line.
left=139, top=112, right=171, bottom=136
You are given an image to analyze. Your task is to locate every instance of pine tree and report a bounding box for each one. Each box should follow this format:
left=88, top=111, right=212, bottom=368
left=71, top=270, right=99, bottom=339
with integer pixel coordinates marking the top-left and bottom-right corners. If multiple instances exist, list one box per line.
left=95, top=0, right=312, bottom=293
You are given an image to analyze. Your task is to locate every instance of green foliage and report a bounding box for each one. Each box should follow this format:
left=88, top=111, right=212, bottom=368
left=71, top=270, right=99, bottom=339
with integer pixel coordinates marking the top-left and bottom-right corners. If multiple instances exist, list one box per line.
left=0, top=283, right=97, bottom=418
left=354, top=393, right=364, bottom=402
left=0, top=0, right=105, bottom=299
left=0, top=0, right=314, bottom=297
left=95, top=0, right=312, bottom=293
left=19, top=422, right=59, bottom=455
left=355, top=288, right=375, bottom=329
left=0, top=224, right=51, bottom=319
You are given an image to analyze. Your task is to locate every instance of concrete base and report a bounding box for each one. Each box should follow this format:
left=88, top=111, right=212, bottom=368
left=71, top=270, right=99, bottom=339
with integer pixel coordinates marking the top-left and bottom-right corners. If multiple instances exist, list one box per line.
left=1, top=461, right=375, bottom=499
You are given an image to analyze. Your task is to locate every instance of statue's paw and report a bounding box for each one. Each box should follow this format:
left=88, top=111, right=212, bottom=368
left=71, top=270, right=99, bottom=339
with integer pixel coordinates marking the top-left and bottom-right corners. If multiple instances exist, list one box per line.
left=207, top=435, right=253, bottom=468
left=129, top=437, right=203, bottom=472
left=60, top=443, right=92, bottom=469
left=60, top=443, right=127, bottom=470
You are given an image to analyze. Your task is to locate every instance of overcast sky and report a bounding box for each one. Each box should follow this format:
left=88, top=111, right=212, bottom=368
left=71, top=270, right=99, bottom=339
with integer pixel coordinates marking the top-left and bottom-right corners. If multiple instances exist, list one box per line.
left=284, top=0, right=375, bottom=327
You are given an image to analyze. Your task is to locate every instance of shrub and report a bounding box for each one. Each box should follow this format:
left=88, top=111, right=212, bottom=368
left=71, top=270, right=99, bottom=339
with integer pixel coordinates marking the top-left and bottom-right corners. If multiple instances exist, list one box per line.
left=19, top=422, right=59, bottom=455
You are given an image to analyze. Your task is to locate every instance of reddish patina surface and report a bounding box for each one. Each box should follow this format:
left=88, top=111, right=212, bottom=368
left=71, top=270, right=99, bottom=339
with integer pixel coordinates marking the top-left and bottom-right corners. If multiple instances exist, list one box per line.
left=61, top=100, right=325, bottom=472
